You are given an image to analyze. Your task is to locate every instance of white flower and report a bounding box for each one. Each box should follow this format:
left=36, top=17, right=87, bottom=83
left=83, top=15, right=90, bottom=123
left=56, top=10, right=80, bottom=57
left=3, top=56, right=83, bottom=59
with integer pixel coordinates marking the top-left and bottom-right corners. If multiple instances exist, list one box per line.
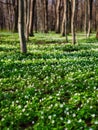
left=66, top=108, right=69, bottom=111
left=64, top=110, right=66, bottom=114
left=52, top=120, right=55, bottom=124
left=49, top=96, right=52, bottom=99
left=41, top=116, right=44, bottom=119
left=50, top=104, right=53, bottom=107
left=25, top=95, right=28, bottom=99
left=72, top=113, right=76, bottom=117
left=58, top=97, right=60, bottom=100
left=90, top=106, right=93, bottom=109
left=48, top=115, right=52, bottom=120
left=67, top=120, right=71, bottom=124
left=1, top=118, right=4, bottom=121
left=22, top=108, right=25, bottom=112
left=78, top=119, right=82, bottom=122
left=32, top=121, right=34, bottom=124
left=89, top=128, right=93, bottom=130
left=55, top=103, right=58, bottom=107
left=94, top=121, right=98, bottom=124
left=18, top=105, right=21, bottom=109
left=53, top=114, right=56, bottom=117
left=60, top=117, right=63, bottom=120
left=41, top=111, right=44, bottom=115
left=91, top=114, right=95, bottom=117
left=16, top=100, right=19, bottom=103
left=66, top=112, right=69, bottom=115
left=60, top=104, right=63, bottom=108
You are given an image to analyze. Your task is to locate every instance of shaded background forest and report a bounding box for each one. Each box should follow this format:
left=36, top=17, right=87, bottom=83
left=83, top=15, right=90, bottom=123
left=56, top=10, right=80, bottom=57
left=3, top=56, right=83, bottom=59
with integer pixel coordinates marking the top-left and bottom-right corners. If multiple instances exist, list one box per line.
left=0, top=0, right=98, bottom=33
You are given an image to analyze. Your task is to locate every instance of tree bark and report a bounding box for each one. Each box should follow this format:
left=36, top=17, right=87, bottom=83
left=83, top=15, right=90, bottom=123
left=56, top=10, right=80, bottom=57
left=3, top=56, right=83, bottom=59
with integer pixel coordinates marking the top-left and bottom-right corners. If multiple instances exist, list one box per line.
left=55, top=0, right=61, bottom=33
left=87, top=0, right=93, bottom=37
left=61, top=0, right=68, bottom=42
left=29, top=0, right=36, bottom=36
left=25, top=0, right=30, bottom=40
left=18, top=0, right=27, bottom=53
left=68, top=0, right=71, bottom=33
left=43, top=0, right=48, bottom=33
left=71, top=0, right=76, bottom=44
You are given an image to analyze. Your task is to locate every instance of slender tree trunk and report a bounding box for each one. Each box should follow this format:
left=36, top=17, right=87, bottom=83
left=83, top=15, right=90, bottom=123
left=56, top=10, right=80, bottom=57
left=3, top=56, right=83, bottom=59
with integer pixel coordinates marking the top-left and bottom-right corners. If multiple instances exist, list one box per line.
left=87, top=0, right=93, bottom=37
left=43, top=0, right=48, bottom=33
left=25, top=0, right=30, bottom=40
left=55, top=0, right=61, bottom=33
left=50, top=0, right=55, bottom=31
left=14, top=0, right=18, bottom=32
left=84, top=0, right=88, bottom=36
left=94, top=1, right=97, bottom=31
left=12, top=0, right=18, bottom=32
left=61, top=0, right=68, bottom=42
left=71, top=0, right=76, bottom=44
left=34, top=3, right=38, bottom=33
left=68, top=0, right=71, bottom=33
left=18, top=0, right=27, bottom=53
left=29, top=0, right=36, bottom=36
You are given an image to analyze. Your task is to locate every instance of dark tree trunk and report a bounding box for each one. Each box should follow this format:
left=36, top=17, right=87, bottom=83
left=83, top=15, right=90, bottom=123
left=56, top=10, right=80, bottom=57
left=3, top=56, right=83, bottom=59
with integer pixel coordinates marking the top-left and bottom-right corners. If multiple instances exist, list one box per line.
left=18, top=0, right=27, bottom=53
left=29, top=0, right=36, bottom=36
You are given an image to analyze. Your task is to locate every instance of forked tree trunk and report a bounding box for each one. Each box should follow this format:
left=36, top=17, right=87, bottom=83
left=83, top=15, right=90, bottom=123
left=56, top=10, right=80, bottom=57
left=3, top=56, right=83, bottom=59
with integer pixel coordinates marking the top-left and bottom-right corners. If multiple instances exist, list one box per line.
left=18, top=0, right=27, bottom=53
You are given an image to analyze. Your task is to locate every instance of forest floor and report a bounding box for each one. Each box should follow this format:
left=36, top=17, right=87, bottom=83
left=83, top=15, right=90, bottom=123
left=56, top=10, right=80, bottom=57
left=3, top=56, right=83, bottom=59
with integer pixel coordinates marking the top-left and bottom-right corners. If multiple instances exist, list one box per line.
left=0, top=32, right=98, bottom=130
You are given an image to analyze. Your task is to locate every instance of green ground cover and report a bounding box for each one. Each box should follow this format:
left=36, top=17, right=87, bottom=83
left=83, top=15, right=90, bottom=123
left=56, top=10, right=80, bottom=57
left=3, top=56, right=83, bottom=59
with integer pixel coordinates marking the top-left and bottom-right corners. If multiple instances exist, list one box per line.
left=0, top=32, right=98, bottom=130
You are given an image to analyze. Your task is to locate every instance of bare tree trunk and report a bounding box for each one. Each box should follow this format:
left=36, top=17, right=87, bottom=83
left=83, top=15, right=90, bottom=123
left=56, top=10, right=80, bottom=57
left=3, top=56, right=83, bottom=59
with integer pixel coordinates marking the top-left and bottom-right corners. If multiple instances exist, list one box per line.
left=84, top=0, right=88, bottom=36
left=29, top=0, right=36, bottom=36
left=55, top=0, right=61, bottom=33
left=34, top=3, right=38, bottom=33
left=18, top=0, right=27, bottom=53
left=43, top=0, right=48, bottom=33
left=50, top=0, right=55, bottom=31
left=25, top=0, right=30, bottom=40
left=87, top=0, right=93, bottom=37
left=12, top=0, right=18, bottom=32
left=68, top=0, right=71, bottom=33
left=71, top=0, right=76, bottom=44
left=61, top=0, right=68, bottom=42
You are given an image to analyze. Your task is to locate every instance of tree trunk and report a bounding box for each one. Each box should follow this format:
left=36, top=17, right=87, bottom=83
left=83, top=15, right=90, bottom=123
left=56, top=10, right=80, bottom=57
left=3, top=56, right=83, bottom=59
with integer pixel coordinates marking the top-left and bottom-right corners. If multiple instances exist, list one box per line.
left=55, top=0, right=61, bottom=33
left=87, top=0, right=93, bottom=37
left=43, top=0, right=48, bottom=33
left=18, top=0, right=27, bottom=53
left=29, top=0, right=36, bottom=36
left=68, top=0, right=71, bottom=33
left=96, top=29, right=98, bottom=39
left=12, top=0, right=18, bottom=32
left=61, top=0, right=68, bottom=42
left=25, top=0, right=30, bottom=40
left=84, top=0, right=88, bottom=36
left=71, top=0, right=76, bottom=44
